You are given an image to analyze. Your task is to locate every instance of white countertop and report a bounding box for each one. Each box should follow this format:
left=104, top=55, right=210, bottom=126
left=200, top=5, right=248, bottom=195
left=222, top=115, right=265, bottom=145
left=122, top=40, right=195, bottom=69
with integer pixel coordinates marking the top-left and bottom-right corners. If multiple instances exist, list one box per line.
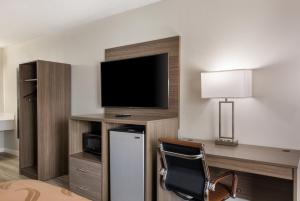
left=0, top=113, right=15, bottom=131
left=0, top=113, right=14, bottom=121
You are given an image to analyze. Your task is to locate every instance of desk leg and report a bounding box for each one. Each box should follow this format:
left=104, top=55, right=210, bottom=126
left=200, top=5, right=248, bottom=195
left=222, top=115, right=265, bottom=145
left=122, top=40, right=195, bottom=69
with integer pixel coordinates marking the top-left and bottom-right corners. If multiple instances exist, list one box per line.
left=294, top=167, right=300, bottom=201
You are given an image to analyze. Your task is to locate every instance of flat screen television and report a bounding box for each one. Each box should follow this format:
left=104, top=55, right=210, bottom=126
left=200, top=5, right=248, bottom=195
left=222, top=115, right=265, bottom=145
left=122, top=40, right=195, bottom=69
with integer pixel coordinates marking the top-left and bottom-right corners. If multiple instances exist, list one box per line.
left=101, top=53, right=169, bottom=108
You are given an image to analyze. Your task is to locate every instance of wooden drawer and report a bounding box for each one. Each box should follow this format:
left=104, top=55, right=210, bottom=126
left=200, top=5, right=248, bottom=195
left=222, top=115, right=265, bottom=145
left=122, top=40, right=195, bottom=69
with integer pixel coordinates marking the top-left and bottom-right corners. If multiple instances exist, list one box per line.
left=70, top=157, right=101, bottom=177
left=206, top=156, right=293, bottom=180
left=70, top=175, right=101, bottom=201
left=69, top=157, right=102, bottom=200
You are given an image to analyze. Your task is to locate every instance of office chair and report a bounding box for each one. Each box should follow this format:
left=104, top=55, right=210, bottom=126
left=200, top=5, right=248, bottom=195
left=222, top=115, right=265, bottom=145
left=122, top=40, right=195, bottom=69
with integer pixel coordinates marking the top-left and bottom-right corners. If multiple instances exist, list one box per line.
left=159, top=138, right=238, bottom=201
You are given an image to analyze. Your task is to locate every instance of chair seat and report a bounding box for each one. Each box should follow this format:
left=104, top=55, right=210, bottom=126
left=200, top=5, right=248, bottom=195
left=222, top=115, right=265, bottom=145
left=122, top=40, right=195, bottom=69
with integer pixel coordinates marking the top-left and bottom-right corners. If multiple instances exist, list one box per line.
left=209, top=184, right=231, bottom=201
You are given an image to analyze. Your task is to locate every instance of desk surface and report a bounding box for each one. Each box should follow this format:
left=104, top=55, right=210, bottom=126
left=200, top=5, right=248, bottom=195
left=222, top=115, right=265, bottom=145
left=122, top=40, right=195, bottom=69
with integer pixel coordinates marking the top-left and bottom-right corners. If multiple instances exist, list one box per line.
left=182, top=139, right=300, bottom=168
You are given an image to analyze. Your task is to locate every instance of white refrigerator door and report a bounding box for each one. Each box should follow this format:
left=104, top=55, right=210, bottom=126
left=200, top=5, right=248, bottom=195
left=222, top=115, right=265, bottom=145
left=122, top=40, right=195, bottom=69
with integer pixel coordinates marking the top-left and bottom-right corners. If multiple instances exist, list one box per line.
left=109, top=130, right=144, bottom=201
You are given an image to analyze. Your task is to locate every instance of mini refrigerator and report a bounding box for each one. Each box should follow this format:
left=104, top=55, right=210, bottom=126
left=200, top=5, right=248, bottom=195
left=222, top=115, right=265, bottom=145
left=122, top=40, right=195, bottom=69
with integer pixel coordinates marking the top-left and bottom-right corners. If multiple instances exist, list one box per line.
left=109, top=127, right=145, bottom=201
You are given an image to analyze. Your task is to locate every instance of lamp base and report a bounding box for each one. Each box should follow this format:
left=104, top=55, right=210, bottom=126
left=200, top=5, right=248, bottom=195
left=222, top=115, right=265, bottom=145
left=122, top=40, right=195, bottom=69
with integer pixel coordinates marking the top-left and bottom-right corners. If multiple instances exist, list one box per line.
left=215, top=139, right=238, bottom=146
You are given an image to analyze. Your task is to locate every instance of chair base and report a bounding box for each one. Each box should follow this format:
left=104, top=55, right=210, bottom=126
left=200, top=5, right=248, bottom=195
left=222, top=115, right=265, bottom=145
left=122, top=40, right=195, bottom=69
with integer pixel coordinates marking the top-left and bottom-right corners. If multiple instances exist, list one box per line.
left=215, top=139, right=238, bottom=146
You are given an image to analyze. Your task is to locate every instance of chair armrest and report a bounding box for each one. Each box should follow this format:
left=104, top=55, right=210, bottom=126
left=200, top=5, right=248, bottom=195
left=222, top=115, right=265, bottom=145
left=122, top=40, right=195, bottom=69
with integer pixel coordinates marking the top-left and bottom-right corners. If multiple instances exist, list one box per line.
left=210, top=171, right=238, bottom=198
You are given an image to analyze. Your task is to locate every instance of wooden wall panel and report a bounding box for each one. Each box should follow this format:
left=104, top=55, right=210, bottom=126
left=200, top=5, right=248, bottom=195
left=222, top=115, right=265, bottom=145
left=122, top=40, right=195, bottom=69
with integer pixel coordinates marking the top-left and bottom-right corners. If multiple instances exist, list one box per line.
left=104, top=36, right=180, bottom=117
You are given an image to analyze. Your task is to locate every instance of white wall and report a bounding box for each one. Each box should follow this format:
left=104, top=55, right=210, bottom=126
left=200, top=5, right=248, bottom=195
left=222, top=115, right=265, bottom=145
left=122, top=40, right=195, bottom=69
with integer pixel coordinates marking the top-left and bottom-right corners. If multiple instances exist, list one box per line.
left=2, top=0, right=300, bottom=155
left=0, top=48, right=3, bottom=112
left=0, top=48, right=4, bottom=151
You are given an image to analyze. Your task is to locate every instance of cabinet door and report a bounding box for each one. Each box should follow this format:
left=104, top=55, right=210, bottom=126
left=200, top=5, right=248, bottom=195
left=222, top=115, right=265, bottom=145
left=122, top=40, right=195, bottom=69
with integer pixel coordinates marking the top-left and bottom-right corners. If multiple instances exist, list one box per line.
left=37, top=60, right=71, bottom=180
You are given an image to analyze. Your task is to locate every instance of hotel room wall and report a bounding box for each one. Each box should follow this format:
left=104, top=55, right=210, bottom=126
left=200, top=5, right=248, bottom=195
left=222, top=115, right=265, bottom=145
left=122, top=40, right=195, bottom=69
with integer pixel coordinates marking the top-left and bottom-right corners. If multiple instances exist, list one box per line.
left=0, top=48, right=4, bottom=151
left=2, top=0, right=300, bottom=159
left=0, top=48, right=3, bottom=112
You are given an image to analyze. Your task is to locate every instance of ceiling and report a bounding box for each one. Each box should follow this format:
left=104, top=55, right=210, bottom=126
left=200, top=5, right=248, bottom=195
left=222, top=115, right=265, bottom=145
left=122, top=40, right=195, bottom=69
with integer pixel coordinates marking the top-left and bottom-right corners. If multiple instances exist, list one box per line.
left=0, top=0, right=160, bottom=47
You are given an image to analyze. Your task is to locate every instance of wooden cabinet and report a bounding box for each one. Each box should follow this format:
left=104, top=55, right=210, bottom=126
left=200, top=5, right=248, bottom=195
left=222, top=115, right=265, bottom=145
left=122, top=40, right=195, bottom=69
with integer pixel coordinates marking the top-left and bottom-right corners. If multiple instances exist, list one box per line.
left=19, top=60, right=71, bottom=181
left=69, top=114, right=179, bottom=201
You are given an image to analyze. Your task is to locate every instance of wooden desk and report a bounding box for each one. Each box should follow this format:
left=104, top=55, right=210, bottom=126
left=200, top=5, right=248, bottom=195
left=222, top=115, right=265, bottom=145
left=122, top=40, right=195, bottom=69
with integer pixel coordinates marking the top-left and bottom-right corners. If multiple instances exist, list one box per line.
left=157, top=139, right=300, bottom=201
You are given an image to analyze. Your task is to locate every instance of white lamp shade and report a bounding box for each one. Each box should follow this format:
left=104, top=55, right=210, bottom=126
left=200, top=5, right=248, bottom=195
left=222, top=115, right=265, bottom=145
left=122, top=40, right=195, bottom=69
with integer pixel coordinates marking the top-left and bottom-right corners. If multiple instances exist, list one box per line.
left=201, top=70, right=252, bottom=98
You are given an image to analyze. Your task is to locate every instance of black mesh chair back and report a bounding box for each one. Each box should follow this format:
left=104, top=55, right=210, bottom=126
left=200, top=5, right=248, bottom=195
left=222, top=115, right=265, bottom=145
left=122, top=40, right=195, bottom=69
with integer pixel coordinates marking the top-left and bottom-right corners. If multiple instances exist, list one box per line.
left=159, top=139, right=210, bottom=201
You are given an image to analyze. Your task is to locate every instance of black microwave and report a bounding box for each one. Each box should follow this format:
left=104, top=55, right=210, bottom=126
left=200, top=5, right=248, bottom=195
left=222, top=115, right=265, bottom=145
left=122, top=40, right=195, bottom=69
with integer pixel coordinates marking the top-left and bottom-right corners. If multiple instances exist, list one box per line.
left=83, top=132, right=101, bottom=155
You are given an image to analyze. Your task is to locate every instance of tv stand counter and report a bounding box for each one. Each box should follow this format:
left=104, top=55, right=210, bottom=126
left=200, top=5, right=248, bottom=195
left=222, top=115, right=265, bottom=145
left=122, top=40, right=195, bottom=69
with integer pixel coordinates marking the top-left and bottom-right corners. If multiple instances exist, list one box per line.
left=69, top=113, right=179, bottom=201
left=71, top=113, right=178, bottom=125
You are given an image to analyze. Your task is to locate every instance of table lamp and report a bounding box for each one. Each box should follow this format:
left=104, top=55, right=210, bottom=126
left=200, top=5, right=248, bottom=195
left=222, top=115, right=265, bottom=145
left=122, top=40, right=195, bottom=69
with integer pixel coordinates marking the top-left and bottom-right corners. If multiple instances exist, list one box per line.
left=201, top=70, right=252, bottom=146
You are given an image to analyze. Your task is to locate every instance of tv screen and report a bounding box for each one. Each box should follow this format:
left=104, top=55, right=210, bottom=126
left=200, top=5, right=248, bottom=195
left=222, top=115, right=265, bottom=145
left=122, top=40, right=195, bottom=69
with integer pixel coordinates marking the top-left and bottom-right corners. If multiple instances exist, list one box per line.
left=101, top=53, right=169, bottom=108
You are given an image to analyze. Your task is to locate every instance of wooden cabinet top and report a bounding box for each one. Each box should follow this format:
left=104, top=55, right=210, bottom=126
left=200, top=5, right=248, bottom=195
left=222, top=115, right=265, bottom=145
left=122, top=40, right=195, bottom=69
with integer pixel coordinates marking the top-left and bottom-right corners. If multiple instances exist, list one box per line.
left=71, top=113, right=178, bottom=125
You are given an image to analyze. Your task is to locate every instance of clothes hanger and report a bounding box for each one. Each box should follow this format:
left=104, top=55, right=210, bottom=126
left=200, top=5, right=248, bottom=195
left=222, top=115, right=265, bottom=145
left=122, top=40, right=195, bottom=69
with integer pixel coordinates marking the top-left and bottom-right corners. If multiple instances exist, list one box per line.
left=23, top=90, right=36, bottom=99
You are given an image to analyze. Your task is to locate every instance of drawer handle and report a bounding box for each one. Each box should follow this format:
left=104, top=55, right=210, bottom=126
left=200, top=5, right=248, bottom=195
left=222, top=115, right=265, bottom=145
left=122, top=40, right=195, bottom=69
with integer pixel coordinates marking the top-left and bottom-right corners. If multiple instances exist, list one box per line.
left=78, top=185, right=88, bottom=191
left=77, top=168, right=88, bottom=173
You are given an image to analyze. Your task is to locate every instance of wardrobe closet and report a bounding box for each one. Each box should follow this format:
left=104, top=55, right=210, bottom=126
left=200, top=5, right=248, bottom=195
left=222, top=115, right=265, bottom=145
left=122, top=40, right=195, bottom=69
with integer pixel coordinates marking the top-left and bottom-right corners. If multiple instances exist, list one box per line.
left=19, top=60, right=71, bottom=181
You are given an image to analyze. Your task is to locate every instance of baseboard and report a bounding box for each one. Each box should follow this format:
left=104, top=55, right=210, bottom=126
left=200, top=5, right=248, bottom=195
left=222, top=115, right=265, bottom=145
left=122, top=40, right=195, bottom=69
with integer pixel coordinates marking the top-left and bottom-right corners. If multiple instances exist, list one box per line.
left=3, top=148, right=19, bottom=156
